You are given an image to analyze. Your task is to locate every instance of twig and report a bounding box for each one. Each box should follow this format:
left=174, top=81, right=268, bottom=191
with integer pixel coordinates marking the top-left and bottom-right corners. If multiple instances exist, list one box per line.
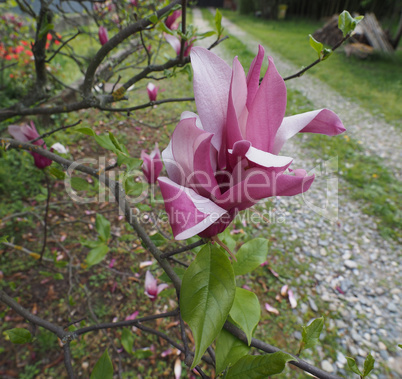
left=75, top=309, right=179, bottom=336
left=283, top=34, right=351, bottom=81
left=160, top=239, right=205, bottom=259
left=224, top=322, right=343, bottom=379
left=63, top=343, right=75, bottom=379
left=208, top=35, right=229, bottom=50
left=30, top=120, right=82, bottom=143
left=46, top=31, right=81, bottom=63
left=179, top=0, right=187, bottom=62
left=99, top=97, right=194, bottom=112
left=2, top=241, right=53, bottom=263
left=0, top=290, right=66, bottom=338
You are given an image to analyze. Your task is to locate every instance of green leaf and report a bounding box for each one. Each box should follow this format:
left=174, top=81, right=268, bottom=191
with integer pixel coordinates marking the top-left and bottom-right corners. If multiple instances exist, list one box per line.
left=117, top=153, right=141, bottom=171
left=94, top=134, right=116, bottom=152
left=232, top=238, right=268, bottom=276
left=141, top=233, right=166, bottom=248
left=300, top=317, right=324, bottom=352
left=4, top=328, right=32, bottom=344
left=180, top=243, right=236, bottom=369
left=226, top=351, right=294, bottom=378
left=108, top=132, right=123, bottom=152
left=322, top=48, right=333, bottom=60
left=121, top=328, right=135, bottom=355
left=215, top=9, right=224, bottom=37
left=71, top=177, right=90, bottom=191
left=229, top=288, right=260, bottom=345
left=215, top=329, right=250, bottom=375
left=132, top=348, right=152, bottom=359
left=86, top=244, right=109, bottom=267
left=75, top=127, right=95, bottom=136
left=48, top=166, right=65, bottom=180
left=398, top=344, right=402, bottom=349
left=363, top=353, right=375, bottom=377
left=90, top=349, right=113, bottom=379
left=309, top=34, right=323, bottom=59
left=95, top=213, right=111, bottom=243
left=338, top=11, right=363, bottom=37
left=149, top=13, right=158, bottom=24
left=198, top=31, right=216, bottom=38
left=346, top=356, right=363, bottom=376
left=0, top=235, right=9, bottom=244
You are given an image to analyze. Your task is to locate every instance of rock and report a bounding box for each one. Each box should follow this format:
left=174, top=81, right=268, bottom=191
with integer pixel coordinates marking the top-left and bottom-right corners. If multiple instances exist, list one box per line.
left=387, top=302, right=398, bottom=313
left=378, top=341, right=387, bottom=350
left=336, top=351, right=347, bottom=366
left=351, top=330, right=361, bottom=343
left=309, top=298, right=318, bottom=312
left=349, top=345, right=358, bottom=356
left=321, top=360, right=334, bottom=372
left=294, top=331, right=302, bottom=340
left=344, top=260, right=358, bottom=269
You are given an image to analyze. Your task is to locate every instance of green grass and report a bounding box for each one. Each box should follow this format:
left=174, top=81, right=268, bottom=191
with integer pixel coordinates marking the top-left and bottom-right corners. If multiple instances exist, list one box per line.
left=220, top=10, right=402, bottom=125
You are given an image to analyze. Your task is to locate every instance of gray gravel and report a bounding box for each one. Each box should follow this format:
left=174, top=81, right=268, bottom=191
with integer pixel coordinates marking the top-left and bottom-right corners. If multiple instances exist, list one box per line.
left=193, top=8, right=402, bottom=378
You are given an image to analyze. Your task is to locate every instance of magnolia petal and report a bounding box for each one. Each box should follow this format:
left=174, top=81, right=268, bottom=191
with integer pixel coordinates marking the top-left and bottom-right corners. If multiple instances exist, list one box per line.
left=246, top=44, right=265, bottom=109
left=157, top=283, right=169, bottom=295
left=288, top=289, right=297, bottom=308
left=246, top=56, right=287, bottom=153
left=180, top=111, right=204, bottom=130
left=245, top=145, right=293, bottom=169
left=280, top=284, right=288, bottom=297
left=8, top=125, right=30, bottom=142
left=158, top=177, right=228, bottom=240
left=272, top=109, right=346, bottom=154
left=215, top=169, right=314, bottom=211
left=141, top=144, right=163, bottom=184
left=265, top=303, right=280, bottom=315
left=162, top=140, right=184, bottom=185
left=51, top=142, right=68, bottom=154
left=174, top=358, right=182, bottom=379
left=171, top=118, right=219, bottom=197
left=164, top=33, right=181, bottom=55
left=125, top=311, right=139, bottom=321
left=226, top=56, right=247, bottom=150
left=191, top=47, right=232, bottom=162
left=145, top=270, right=157, bottom=296
left=139, top=260, right=153, bottom=269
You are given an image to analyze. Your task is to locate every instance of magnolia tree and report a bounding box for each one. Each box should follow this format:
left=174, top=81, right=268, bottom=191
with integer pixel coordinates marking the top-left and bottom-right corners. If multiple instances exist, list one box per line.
left=0, top=1, right=374, bottom=378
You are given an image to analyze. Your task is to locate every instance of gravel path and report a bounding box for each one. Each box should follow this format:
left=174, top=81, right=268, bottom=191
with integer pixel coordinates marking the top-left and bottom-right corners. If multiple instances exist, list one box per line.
left=193, top=9, right=402, bottom=378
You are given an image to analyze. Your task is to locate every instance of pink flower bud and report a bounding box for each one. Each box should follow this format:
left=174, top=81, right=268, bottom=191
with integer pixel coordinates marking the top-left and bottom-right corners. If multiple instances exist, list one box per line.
left=144, top=270, right=168, bottom=301
left=98, top=26, right=108, bottom=46
left=147, top=82, right=159, bottom=102
left=141, top=143, right=163, bottom=184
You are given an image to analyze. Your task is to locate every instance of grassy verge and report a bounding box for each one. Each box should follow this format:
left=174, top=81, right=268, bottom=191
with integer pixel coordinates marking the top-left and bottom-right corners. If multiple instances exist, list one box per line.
left=220, top=10, right=402, bottom=125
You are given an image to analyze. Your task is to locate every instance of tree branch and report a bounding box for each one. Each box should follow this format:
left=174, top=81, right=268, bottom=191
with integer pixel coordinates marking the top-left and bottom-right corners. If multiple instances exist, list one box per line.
left=283, top=34, right=351, bottom=81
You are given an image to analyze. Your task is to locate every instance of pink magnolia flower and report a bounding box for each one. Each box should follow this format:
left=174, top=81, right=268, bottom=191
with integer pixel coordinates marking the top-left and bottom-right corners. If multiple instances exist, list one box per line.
left=8, top=122, right=52, bottom=169
left=164, top=33, right=194, bottom=57
left=147, top=82, right=159, bottom=102
left=144, top=271, right=168, bottom=301
left=158, top=46, right=345, bottom=240
left=98, top=26, right=108, bottom=45
left=165, top=10, right=181, bottom=30
left=141, top=143, right=163, bottom=184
